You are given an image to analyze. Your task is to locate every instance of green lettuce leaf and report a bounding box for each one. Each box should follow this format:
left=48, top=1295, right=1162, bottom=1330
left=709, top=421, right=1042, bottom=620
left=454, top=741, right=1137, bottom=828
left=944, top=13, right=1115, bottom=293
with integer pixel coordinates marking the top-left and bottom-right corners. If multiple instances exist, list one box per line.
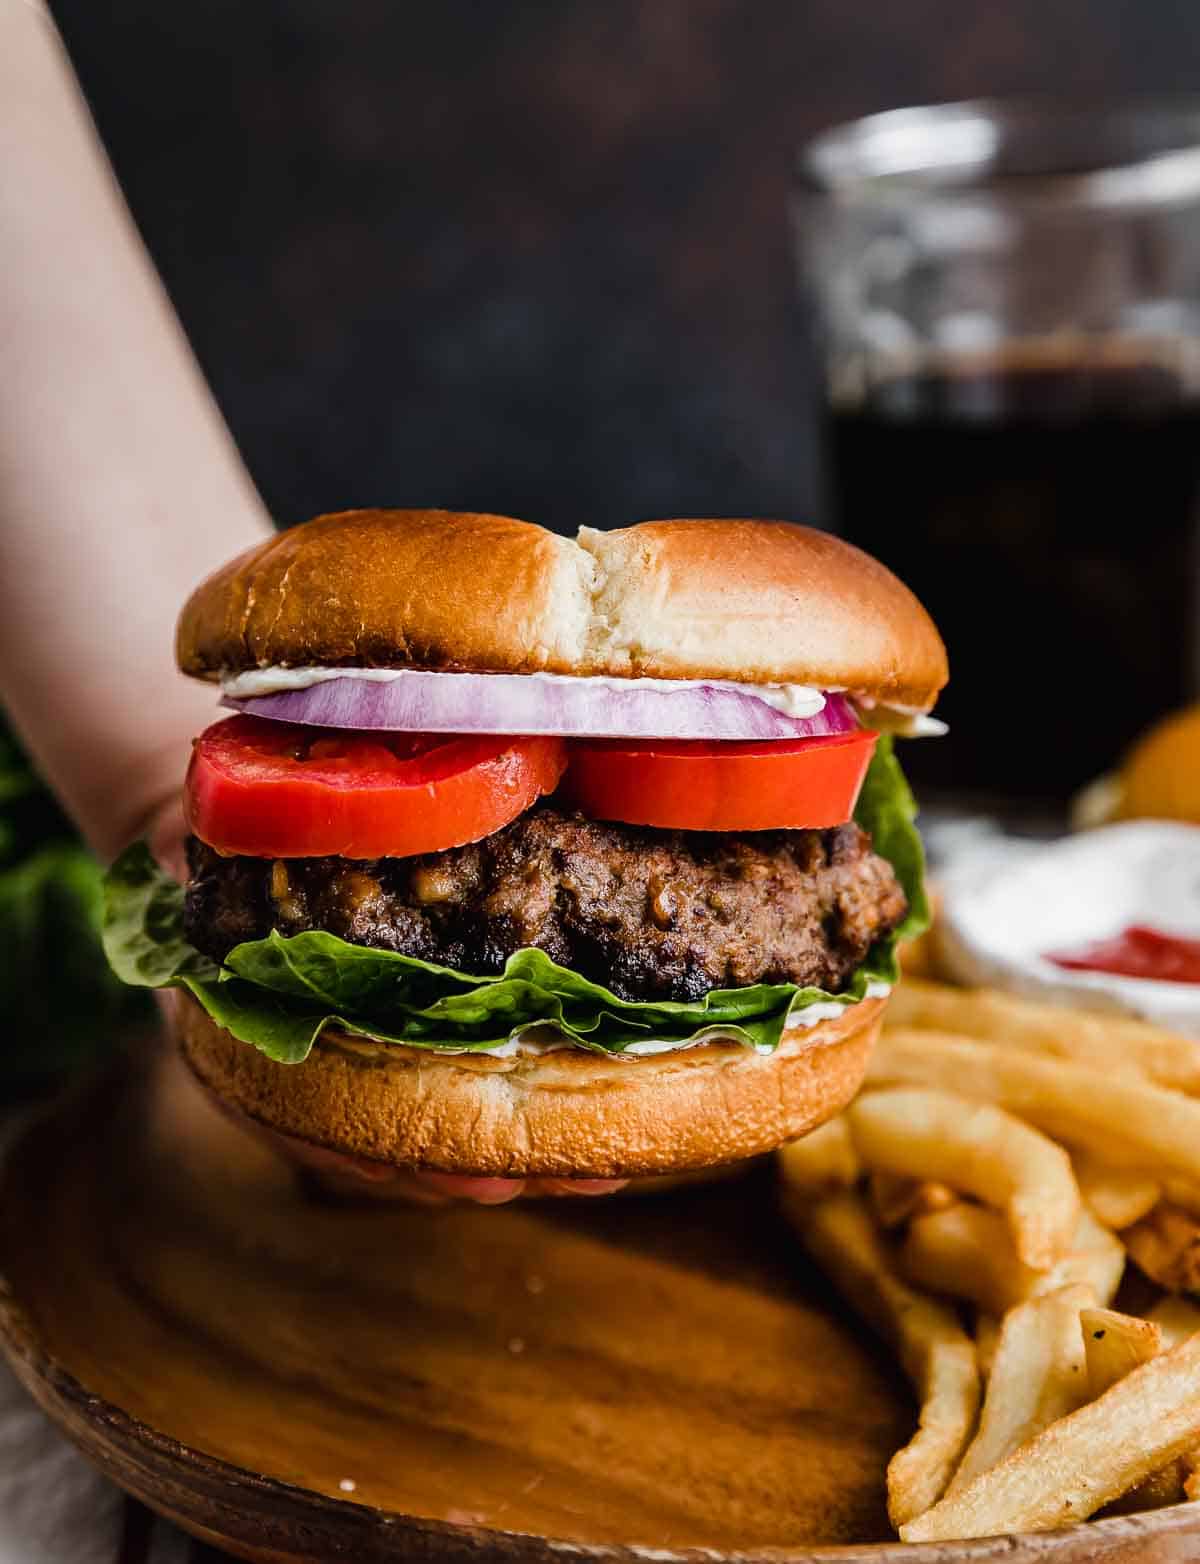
left=0, top=714, right=152, bottom=1088
left=102, top=840, right=221, bottom=987
left=102, top=736, right=927, bottom=1063
left=852, top=731, right=930, bottom=958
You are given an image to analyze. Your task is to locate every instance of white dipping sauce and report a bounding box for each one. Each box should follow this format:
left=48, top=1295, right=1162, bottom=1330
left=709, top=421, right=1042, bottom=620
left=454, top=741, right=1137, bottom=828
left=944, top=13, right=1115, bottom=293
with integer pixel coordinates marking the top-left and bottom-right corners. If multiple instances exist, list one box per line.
left=938, top=821, right=1200, bottom=1037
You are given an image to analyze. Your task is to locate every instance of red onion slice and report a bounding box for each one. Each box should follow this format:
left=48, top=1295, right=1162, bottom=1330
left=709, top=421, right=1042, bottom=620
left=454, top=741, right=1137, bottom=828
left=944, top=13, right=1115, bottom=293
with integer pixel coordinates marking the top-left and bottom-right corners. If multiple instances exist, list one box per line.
left=222, top=671, right=859, bottom=741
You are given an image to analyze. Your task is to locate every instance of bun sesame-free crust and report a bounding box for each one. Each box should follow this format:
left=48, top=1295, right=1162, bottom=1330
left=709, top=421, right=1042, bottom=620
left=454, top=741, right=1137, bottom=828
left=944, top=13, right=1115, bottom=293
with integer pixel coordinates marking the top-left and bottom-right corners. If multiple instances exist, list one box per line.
left=178, top=510, right=947, bottom=712
left=175, top=992, right=886, bottom=1178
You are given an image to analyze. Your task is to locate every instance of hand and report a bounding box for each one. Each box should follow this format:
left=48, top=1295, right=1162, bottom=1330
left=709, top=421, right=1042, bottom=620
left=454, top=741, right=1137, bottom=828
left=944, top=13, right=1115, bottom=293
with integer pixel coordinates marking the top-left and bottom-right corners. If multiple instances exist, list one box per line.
left=148, top=793, right=628, bottom=1204
left=258, top=1124, right=628, bottom=1205
left=147, top=789, right=190, bottom=884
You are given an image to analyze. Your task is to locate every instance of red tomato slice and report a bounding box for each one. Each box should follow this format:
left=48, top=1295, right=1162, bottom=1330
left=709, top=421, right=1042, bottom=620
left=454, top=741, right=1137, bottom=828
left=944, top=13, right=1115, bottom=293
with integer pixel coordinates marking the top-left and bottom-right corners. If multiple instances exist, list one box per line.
left=185, top=716, right=567, bottom=858
left=563, top=729, right=878, bottom=832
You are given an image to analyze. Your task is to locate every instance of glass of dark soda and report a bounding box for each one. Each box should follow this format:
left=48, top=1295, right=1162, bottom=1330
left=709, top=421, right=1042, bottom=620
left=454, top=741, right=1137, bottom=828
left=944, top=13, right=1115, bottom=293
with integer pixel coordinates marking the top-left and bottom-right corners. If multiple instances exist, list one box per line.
left=795, top=100, right=1200, bottom=804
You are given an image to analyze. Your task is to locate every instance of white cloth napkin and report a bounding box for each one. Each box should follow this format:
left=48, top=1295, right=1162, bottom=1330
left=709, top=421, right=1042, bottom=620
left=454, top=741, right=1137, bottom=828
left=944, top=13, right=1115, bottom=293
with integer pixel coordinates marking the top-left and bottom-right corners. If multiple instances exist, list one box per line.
left=0, top=1356, right=125, bottom=1564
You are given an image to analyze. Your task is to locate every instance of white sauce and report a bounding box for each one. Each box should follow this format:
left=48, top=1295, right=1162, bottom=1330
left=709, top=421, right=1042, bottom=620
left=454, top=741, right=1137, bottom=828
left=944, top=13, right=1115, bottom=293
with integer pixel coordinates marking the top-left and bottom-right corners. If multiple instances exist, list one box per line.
left=783, top=980, right=894, bottom=1029
left=440, top=980, right=892, bottom=1061
left=222, top=665, right=829, bottom=720
left=864, top=710, right=949, bottom=739
left=223, top=665, right=946, bottom=734
left=938, top=821, right=1200, bottom=1036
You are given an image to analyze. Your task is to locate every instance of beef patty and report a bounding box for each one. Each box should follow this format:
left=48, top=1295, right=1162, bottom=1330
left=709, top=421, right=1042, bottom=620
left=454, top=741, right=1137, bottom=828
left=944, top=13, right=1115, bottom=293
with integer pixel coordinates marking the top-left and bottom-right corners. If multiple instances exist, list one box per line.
left=185, top=806, right=907, bottom=1003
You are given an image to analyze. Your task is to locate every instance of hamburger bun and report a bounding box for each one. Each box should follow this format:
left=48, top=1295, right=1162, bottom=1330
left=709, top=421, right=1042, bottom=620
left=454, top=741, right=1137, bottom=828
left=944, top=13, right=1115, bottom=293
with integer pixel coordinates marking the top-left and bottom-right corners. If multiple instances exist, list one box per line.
left=177, top=510, right=947, bottom=712
left=175, top=989, right=886, bottom=1178
left=165, top=511, right=935, bottom=1179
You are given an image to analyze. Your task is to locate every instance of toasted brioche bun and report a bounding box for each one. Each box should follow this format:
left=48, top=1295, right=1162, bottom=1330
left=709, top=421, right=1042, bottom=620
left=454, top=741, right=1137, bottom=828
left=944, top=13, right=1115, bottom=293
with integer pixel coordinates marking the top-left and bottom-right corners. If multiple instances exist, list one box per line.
left=178, top=510, right=947, bottom=712
left=175, top=991, right=885, bottom=1178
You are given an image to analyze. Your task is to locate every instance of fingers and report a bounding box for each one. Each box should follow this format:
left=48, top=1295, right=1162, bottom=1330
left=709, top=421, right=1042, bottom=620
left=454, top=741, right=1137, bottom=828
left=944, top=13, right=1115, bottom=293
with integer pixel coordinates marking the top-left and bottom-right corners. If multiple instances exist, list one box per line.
left=376, top=1172, right=630, bottom=1203
left=532, top=1178, right=629, bottom=1198
left=278, top=1135, right=398, bottom=1184
left=412, top=1171, right=528, bottom=1205
left=189, top=1056, right=630, bottom=1204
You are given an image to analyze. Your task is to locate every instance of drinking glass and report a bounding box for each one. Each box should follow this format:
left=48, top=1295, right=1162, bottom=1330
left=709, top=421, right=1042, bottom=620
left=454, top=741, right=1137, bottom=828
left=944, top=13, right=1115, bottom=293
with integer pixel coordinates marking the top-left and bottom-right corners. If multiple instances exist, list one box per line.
left=795, top=100, right=1200, bottom=801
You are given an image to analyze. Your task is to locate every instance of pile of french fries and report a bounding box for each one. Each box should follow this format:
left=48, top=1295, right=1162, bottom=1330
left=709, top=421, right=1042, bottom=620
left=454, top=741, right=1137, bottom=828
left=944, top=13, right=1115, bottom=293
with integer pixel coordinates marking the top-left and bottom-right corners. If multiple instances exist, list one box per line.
left=777, top=974, right=1200, bottom=1541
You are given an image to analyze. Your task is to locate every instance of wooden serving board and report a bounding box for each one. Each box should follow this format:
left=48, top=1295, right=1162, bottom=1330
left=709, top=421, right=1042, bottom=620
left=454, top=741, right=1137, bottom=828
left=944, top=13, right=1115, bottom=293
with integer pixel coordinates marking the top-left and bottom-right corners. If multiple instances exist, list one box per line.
left=1, top=1042, right=1198, bottom=1563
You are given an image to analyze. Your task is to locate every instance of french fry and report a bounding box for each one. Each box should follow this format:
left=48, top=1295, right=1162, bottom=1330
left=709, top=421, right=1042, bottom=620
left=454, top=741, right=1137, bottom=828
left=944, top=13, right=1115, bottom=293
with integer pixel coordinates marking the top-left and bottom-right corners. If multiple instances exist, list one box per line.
left=901, top=1203, right=1124, bottom=1316
left=781, top=1001, right=1200, bottom=1536
left=1047, top=1208, right=1127, bottom=1308
left=1123, top=1203, right=1200, bottom=1294
left=1072, top=1152, right=1161, bottom=1231
left=867, top=1172, right=957, bottom=1230
left=917, top=1182, right=960, bottom=1218
left=870, top=1029, right=1200, bottom=1186
left=901, top=1329, right=1200, bottom=1540
left=1081, top=1306, right=1163, bottom=1396
left=848, top=1087, right=1078, bottom=1269
left=945, top=1284, right=1094, bottom=1497
left=886, top=1337, right=982, bottom=1532
left=1148, top=1294, right=1200, bottom=1347
left=1078, top=1307, right=1185, bottom=1514
left=775, top=1116, right=859, bottom=1196
left=1104, top=1463, right=1188, bottom=1514
left=868, top=1172, right=921, bottom=1229
left=898, top=917, right=942, bottom=980
left=1162, top=1179, right=1200, bottom=1218
left=903, top=1204, right=1039, bottom=1313
left=887, top=977, right=1200, bottom=1093
left=780, top=1190, right=979, bottom=1529
left=975, top=1313, right=1001, bottom=1380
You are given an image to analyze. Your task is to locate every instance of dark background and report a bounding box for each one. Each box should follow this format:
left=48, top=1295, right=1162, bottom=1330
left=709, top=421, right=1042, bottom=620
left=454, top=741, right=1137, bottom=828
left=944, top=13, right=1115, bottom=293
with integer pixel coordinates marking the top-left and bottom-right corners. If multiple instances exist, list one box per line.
left=49, top=0, right=1200, bottom=535
left=6, top=22, right=1199, bottom=1553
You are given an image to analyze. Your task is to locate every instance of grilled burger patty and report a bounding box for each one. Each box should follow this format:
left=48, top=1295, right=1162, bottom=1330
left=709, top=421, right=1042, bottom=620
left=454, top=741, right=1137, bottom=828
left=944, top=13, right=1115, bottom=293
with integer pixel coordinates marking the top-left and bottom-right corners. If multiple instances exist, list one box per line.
left=185, top=806, right=907, bottom=1004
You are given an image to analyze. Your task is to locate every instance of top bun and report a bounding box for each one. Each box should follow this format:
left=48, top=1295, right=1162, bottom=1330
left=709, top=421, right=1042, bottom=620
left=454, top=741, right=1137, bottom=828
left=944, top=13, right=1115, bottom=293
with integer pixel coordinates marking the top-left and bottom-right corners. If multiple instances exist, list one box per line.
left=178, top=510, right=947, bottom=711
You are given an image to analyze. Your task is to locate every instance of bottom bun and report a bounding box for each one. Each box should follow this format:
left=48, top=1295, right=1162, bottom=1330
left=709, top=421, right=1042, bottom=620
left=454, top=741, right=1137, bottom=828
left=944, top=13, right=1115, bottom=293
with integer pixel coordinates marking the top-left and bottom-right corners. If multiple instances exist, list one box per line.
left=175, top=994, right=886, bottom=1178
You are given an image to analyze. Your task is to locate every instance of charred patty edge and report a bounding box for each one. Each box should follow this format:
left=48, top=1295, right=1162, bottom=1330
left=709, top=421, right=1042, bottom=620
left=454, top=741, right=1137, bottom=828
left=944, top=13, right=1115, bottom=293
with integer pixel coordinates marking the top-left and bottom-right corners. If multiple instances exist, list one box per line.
left=184, top=805, right=908, bottom=1004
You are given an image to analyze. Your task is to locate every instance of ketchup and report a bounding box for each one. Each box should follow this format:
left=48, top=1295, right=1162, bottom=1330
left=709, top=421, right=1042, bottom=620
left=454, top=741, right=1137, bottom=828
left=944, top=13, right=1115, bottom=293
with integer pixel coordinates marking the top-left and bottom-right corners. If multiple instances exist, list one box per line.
left=1046, top=925, right=1200, bottom=985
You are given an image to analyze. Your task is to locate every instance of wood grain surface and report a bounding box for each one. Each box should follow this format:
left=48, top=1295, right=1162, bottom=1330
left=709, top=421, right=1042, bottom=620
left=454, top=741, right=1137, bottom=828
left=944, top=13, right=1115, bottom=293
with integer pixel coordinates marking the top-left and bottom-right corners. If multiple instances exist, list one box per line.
left=3, top=1043, right=1200, bottom=1561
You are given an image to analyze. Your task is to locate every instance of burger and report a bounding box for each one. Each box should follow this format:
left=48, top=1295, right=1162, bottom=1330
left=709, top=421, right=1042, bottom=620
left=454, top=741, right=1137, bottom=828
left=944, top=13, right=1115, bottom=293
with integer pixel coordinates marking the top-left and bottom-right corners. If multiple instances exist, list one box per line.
left=104, top=510, right=946, bottom=1178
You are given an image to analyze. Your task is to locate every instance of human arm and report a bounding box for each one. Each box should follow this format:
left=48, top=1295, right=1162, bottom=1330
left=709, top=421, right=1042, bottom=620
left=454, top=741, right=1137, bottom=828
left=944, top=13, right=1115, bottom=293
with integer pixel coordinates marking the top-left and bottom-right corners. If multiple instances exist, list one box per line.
left=0, top=0, right=272, bottom=862
left=0, top=6, right=623, bottom=1201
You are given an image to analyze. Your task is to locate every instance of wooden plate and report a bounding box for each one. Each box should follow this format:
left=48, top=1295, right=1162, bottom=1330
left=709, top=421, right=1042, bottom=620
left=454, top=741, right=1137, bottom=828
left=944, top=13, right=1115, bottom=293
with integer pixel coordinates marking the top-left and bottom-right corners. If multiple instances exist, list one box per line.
left=1, top=1042, right=1197, bottom=1562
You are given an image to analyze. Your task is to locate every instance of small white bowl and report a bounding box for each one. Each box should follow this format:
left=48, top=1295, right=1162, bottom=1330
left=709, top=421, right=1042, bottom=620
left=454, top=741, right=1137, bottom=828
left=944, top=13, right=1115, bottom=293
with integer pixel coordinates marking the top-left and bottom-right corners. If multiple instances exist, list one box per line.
left=938, top=820, right=1200, bottom=1037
